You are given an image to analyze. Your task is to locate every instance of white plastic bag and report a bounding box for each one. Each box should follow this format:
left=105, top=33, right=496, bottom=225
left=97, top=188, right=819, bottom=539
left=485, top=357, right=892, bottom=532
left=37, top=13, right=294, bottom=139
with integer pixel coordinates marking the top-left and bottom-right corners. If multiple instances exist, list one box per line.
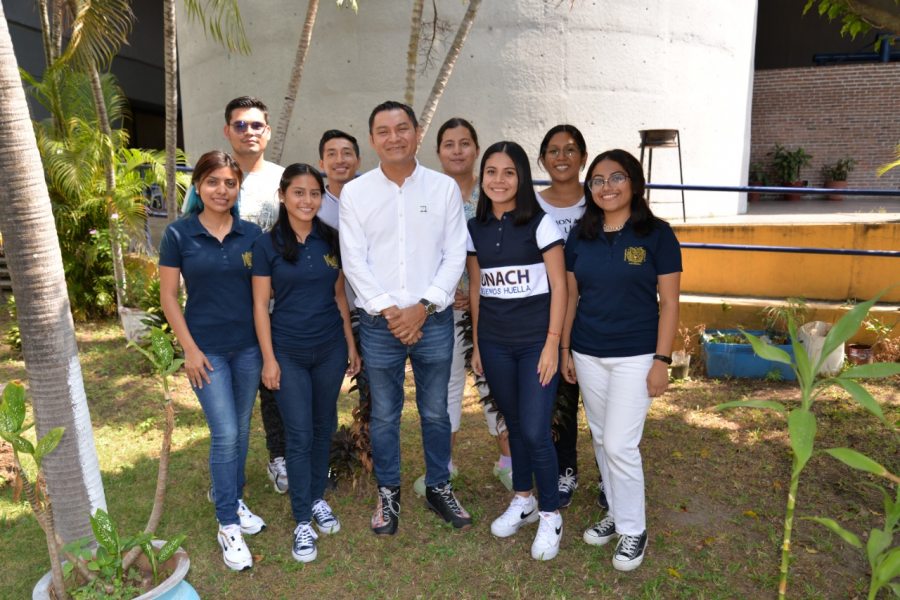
left=799, top=321, right=844, bottom=376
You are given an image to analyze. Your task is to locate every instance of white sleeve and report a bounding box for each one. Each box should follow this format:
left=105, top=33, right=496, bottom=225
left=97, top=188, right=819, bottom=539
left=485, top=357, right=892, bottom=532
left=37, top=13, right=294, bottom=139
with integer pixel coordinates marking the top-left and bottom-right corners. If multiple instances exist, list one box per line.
left=423, top=183, right=467, bottom=310
left=536, top=214, right=565, bottom=251
left=466, top=229, right=475, bottom=253
left=338, top=185, right=393, bottom=314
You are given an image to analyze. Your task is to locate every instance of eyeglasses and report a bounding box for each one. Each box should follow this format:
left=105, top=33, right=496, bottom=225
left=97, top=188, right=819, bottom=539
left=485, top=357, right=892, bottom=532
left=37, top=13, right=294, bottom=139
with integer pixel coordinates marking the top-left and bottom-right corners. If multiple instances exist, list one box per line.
left=545, top=146, right=580, bottom=159
left=230, top=120, right=267, bottom=134
left=587, top=173, right=629, bottom=190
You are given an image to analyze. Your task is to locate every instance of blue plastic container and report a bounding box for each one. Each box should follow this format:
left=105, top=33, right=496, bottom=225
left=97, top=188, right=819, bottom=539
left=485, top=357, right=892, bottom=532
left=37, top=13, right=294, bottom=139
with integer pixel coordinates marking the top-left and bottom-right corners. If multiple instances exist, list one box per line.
left=702, top=329, right=796, bottom=380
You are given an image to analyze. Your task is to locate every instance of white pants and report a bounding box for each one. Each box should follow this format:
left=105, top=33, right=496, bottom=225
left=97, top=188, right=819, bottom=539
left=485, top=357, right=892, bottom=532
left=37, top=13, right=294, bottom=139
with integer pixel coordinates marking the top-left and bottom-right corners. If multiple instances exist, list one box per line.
left=447, top=309, right=504, bottom=435
left=573, top=351, right=654, bottom=535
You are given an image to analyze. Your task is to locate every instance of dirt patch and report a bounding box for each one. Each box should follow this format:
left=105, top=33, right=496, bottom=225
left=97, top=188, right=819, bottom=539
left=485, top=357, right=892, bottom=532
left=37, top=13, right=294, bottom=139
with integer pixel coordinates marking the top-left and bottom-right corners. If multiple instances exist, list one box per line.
left=0, top=440, right=16, bottom=489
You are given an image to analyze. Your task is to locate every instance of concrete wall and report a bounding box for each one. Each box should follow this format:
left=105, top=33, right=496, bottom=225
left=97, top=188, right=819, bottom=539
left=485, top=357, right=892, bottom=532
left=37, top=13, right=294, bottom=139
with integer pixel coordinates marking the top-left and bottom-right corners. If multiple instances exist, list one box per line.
left=177, top=0, right=758, bottom=218
left=675, top=222, right=900, bottom=302
left=751, top=63, right=900, bottom=191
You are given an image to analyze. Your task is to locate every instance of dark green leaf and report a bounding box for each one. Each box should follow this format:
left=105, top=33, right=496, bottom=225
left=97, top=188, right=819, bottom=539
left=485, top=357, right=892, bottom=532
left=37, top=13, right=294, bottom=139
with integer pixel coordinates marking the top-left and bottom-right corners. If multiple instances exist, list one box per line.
left=743, top=330, right=792, bottom=365
left=715, top=399, right=787, bottom=413
left=0, top=382, right=26, bottom=433
left=34, top=427, right=65, bottom=467
left=803, top=516, right=862, bottom=548
left=788, top=408, right=816, bottom=474
left=9, top=435, right=35, bottom=456
left=825, top=448, right=888, bottom=478
left=150, top=327, right=175, bottom=369
left=90, top=509, right=119, bottom=555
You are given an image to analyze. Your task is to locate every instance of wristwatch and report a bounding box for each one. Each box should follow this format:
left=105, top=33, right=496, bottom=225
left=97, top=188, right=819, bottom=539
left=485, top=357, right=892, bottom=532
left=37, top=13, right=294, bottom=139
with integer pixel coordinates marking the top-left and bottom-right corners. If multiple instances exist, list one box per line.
left=653, top=354, right=673, bottom=365
left=419, top=298, right=437, bottom=316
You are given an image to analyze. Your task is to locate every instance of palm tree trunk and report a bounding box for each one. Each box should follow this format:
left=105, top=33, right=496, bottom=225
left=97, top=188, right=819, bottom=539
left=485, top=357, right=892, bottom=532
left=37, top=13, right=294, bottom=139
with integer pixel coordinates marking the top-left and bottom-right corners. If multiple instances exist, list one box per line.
left=405, top=0, right=424, bottom=106
left=0, top=4, right=106, bottom=545
left=417, top=0, right=481, bottom=143
left=163, top=0, right=179, bottom=223
left=269, top=0, right=320, bottom=164
left=87, top=66, right=127, bottom=310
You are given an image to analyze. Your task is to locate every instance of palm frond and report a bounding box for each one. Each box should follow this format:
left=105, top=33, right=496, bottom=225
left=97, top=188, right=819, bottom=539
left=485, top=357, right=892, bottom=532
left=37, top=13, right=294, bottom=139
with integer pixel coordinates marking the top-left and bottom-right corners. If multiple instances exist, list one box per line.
left=183, top=0, right=251, bottom=54
left=59, top=0, right=135, bottom=71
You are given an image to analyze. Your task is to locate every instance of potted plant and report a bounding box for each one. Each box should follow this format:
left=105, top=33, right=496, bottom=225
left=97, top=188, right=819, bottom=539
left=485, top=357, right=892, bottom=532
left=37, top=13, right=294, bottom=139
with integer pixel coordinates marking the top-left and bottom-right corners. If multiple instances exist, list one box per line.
left=847, top=314, right=898, bottom=365
left=770, top=143, right=812, bottom=201
left=671, top=325, right=701, bottom=379
left=2, top=328, right=196, bottom=599
left=820, top=158, right=856, bottom=201
left=748, top=162, right=769, bottom=203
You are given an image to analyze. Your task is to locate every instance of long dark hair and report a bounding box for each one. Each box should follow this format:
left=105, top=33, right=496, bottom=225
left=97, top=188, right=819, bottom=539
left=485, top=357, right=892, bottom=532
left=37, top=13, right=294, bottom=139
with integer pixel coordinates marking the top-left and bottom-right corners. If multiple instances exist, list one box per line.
left=270, top=163, right=339, bottom=263
left=579, top=149, right=658, bottom=239
left=183, top=150, right=242, bottom=218
left=476, top=141, right=540, bottom=226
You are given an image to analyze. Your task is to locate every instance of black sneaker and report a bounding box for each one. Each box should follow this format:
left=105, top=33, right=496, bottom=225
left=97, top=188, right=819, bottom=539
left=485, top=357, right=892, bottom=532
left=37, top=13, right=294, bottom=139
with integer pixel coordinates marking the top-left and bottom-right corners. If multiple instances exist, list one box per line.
left=558, top=468, right=578, bottom=508
left=612, top=530, right=648, bottom=571
left=371, top=485, right=400, bottom=535
left=597, top=479, right=609, bottom=511
left=425, top=481, right=473, bottom=530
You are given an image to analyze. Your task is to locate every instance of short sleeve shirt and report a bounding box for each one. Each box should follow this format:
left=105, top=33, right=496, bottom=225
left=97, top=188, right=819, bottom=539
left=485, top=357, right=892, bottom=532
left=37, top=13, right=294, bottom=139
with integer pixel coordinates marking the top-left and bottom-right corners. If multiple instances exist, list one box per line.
left=467, top=211, right=564, bottom=345
left=252, top=224, right=343, bottom=349
left=565, top=219, right=682, bottom=358
left=536, top=192, right=586, bottom=241
left=158, top=214, right=262, bottom=354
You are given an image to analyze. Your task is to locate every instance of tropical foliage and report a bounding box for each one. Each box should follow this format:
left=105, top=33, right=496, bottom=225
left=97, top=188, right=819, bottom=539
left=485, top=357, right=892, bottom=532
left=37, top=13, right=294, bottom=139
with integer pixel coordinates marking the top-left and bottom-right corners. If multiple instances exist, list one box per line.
left=22, top=68, right=188, bottom=319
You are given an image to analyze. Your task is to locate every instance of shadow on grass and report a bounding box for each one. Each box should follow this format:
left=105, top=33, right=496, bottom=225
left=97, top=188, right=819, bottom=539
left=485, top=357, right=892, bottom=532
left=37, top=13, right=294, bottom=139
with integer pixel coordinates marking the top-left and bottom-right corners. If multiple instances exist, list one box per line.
left=1, top=325, right=896, bottom=600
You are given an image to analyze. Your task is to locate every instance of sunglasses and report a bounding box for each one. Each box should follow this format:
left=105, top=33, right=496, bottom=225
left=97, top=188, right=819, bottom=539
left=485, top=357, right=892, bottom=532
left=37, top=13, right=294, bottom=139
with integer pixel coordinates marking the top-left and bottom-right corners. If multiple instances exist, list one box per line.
left=229, top=120, right=267, bottom=134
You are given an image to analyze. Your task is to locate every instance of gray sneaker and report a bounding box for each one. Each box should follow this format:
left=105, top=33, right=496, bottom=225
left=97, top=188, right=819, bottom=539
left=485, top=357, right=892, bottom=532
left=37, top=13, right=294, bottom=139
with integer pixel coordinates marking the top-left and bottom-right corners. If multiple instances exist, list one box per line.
left=267, top=457, right=289, bottom=494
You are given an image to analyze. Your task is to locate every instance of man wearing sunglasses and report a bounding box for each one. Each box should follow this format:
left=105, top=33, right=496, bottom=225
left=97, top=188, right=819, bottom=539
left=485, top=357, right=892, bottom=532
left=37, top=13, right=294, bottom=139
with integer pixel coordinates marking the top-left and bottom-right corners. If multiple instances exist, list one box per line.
left=222, top=96, right=289, bottom=495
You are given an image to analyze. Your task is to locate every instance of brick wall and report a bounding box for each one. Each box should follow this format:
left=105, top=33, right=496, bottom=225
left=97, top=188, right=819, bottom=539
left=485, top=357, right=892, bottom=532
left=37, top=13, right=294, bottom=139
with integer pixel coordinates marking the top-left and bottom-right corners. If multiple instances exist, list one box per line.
left=751, top=63, right=900, bottom=191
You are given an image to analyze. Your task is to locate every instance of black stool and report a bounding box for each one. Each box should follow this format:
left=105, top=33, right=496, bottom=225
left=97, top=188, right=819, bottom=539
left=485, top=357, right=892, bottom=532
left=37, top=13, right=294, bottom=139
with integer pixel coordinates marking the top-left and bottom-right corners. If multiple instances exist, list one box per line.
left=638, top=129, right=685, bottom=222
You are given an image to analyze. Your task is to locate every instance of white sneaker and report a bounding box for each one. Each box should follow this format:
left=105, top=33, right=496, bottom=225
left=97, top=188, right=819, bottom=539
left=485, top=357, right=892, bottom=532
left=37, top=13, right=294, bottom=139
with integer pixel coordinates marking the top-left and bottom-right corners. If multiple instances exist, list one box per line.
left=267, top=457, right=289, bottom=494
left=237, top=498, right=266, bottom=535
left=291, top=521, right=319, bottom=563
left=311, top=498, right=341, bottom=535
left=531, top=511, right=563, bottom=561
left=490, top=494, right=539, bottom=538
left=217, top=524, right=252, bottom=571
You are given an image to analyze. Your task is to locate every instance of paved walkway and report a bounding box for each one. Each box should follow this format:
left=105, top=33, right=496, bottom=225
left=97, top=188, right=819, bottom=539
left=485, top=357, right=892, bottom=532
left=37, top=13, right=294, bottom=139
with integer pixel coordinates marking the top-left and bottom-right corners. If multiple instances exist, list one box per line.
left=681, top=196, right=900, bottom=225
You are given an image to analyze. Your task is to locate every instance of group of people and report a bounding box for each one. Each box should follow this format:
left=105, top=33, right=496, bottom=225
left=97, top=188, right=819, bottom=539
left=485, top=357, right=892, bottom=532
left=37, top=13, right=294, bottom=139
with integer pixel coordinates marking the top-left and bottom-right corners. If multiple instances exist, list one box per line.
left=158, top=96, right=682, bottom=574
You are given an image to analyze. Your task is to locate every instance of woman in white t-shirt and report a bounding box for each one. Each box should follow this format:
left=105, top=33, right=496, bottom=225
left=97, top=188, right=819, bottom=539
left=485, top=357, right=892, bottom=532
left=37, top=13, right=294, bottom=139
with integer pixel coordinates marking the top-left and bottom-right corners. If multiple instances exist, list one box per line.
left=535, top=124, right=604, bottom=510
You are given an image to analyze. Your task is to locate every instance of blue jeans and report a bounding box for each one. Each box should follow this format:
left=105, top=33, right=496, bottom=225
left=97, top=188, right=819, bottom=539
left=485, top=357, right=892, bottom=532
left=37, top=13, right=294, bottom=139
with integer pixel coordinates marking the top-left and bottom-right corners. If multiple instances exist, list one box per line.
left=358, top=308, right=454, bottom=487
left=479, top=339, right=560, bottom=512
left=193, top=344, right=262, bottom=526
left=273, top=337, right=348, bottom=524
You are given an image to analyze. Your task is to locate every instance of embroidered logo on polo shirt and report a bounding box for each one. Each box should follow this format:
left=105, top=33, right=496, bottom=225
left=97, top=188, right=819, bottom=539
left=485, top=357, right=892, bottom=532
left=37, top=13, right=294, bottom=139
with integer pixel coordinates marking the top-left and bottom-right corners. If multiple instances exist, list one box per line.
left=242, top=251, right=253, bottom=268
left=323, top=254, right=339, bottom=269
left=624, top=246, right=647, bottom=265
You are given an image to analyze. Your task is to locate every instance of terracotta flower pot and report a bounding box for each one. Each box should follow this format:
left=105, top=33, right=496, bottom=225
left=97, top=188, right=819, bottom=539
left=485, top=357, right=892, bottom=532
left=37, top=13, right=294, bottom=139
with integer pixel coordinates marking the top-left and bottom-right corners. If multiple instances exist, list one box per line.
left=846, top=343, right=874, bottom=365
left=824, top=179, right=847, bottom=201
left=782, top=180, right=806, bottom=202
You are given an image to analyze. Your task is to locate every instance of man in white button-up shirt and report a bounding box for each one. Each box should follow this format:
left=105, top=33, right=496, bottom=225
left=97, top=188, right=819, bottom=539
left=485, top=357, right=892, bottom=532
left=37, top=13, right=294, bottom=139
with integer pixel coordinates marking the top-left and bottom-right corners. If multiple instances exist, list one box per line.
left=339, top=101, right=472, bottom=535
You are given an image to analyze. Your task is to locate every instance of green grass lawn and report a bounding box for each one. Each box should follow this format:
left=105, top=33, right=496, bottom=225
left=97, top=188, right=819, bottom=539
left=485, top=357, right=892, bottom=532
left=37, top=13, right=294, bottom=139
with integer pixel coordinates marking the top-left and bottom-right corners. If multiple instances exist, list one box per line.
left=0, top=321, right=897, bottom=599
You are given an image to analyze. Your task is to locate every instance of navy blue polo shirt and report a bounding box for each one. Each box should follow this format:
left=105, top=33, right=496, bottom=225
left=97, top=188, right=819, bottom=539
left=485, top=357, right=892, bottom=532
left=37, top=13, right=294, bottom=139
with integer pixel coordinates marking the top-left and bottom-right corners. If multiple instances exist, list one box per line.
left=467, top=211, right=564, bottom=346
left=252, top=223, right=344, bottom=350
left=158, top=214, right=262, bottom=354
left=565, top=218, right=682, bottom=358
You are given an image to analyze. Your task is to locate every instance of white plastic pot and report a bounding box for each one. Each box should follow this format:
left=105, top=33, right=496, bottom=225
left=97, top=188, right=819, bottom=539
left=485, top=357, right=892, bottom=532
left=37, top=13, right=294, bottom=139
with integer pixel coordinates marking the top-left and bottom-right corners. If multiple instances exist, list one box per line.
left=33, top=540, right=198, bottom=600
left=798, top=321, right=844, bottom=376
